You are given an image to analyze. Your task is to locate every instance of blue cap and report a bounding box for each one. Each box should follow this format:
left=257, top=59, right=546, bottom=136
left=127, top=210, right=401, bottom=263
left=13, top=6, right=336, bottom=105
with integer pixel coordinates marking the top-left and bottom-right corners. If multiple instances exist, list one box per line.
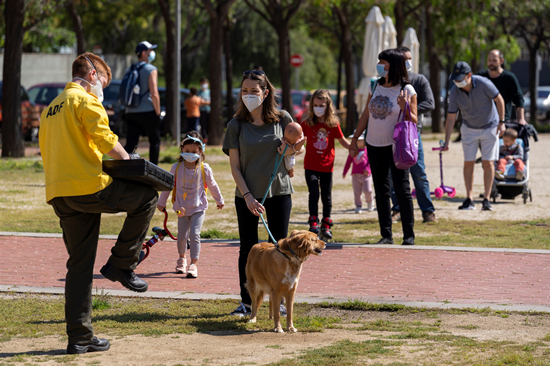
left=449, top=61, right=472, bottom=81
left=135, top=41, right=158, bottom=56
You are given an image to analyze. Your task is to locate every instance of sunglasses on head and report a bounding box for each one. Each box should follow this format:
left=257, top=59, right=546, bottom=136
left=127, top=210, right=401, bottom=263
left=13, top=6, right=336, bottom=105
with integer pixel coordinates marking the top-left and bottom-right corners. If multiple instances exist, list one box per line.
left=243, top=70, right=265, bottom=76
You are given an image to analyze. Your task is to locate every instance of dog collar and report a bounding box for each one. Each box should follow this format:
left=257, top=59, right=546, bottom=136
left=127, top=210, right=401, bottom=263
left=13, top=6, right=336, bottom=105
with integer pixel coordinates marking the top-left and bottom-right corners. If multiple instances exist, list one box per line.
left=275, top=243, right=302, bottom=262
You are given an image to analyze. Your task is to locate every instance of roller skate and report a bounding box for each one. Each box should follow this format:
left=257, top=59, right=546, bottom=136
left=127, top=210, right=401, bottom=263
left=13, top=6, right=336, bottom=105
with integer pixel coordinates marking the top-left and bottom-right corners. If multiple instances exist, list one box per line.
left=320, top=217, right=333, bottom=242
left=308, top=215, right=320, bottom=235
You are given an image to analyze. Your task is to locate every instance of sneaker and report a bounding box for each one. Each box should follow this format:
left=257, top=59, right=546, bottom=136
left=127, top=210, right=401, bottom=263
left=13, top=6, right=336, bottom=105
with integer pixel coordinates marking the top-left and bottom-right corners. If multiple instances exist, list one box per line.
left=280, top=303, right=287, bottom=317
left=495, top=170, right=505, bottom=180
left=402, top=237, right=415, bottom=245
left=175, top=257, right=187, bottom=274
left=67, top=337, right=110, bottom=355
left=374, top=237, right=394, bottom=244
left=355, top=206, right=362, bottom=214
left=230, top=302, right=251, bottom=317
left=481, top=198, right=492, bottom=211
left=516, top=170, right=524, bottom=181
left=366, top=201, right=374, bottom=211
left=391, top=210, right=401, bottom=223
left=458, top=198, right=476, bottom=210
left=187, top=264, right=198, bottom=278
left=422, top=211, right=437, bottom=223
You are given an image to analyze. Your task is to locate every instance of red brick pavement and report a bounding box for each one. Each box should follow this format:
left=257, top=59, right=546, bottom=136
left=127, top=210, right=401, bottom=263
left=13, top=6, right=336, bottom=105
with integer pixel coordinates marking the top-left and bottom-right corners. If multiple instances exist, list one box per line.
left=2, top=235, right=550, bottom=306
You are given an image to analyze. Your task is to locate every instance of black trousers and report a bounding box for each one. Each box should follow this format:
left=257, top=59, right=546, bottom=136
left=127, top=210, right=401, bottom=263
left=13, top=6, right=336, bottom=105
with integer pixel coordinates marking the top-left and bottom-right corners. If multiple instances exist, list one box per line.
left=124, top=110, right=161, bottom=165
left=305, top=169, right=332, bottom=218
left=51, top=180, right=158, bottom=345
left=235, top=194, right=292, bottom=305
left=367, top=144, right=414, bottom=240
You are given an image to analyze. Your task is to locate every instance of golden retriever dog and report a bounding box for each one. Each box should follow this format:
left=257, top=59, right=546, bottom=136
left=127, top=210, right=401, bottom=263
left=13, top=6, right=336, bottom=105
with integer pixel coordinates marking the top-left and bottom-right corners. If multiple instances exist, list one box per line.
left=245, top=230, right=326, bottom=333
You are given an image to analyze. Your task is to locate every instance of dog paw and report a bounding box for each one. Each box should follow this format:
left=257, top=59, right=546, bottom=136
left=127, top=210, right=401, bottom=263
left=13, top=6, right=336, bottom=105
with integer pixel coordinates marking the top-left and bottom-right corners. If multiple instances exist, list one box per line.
left=274, top=327, right=284, bottom=333
left=288, top=326, right=297, bottom=333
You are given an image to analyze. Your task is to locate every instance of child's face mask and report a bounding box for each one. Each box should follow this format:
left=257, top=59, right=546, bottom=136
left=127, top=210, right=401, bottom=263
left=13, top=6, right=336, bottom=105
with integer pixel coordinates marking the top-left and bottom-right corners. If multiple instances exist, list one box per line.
left=180, top=153, right=200, bottom=162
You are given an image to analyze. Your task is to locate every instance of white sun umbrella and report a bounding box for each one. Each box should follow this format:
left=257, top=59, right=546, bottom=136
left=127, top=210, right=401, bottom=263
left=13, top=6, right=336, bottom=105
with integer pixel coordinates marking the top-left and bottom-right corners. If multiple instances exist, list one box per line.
left=402, top=27, right=420, bottom=74
left=356, top=6, right=385, bottom=115
left=382, top=16, right=397, bottom=50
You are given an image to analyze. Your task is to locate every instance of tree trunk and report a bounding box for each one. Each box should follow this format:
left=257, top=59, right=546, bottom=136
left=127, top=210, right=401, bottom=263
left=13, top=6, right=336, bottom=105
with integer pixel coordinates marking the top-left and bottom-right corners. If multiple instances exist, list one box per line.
left=208, top=16, right=225, bottom=145
left=2, top=0, right=25, bottom=157
left=65, top=1, right=86, bottom=55
left=425, top=6, right=442, bottom=133
left=394, top=0, right=405, bottom=46
left=334, top=6, right=355, bottom=134
left=223, top=19, right=235, bottom=122
left=276, top=23, right=293, bottom=116
left=336, top=44, right=342, bottom=111
left=158, top=0, right=176, bottom=138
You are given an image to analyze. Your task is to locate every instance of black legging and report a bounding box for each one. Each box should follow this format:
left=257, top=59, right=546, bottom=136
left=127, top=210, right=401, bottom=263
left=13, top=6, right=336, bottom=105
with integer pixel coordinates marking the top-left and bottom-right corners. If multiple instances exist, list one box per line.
left=235, top=194, right=292, bottom=305
left=124, top=110, right=161, bottom=165
left=367, top=144, right=414, bottom=240
left=305, top=169, right=332, bottom=219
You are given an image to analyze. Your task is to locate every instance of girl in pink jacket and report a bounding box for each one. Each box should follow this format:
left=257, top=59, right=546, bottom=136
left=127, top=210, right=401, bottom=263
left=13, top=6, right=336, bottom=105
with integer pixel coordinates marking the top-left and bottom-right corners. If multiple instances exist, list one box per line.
left=343, top=134, right=374, bottom=213
left=158, top=131, right=224, bottom=278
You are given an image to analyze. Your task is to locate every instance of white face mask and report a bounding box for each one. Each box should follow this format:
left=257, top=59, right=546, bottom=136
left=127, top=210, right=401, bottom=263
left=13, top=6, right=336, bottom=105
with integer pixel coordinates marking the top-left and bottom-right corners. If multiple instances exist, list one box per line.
left=454, top=78, right=468, bottom=88
left=405, top=60, right=412, bottom=72
left=242, top=92, right=265, bottom=112
left=76, top=74, right=104, bottom=102
left=201, top=83, right=208, bottom=90
left=313, top=106, right=326, bottom=117
left=180, top=152, right=200, bottom=163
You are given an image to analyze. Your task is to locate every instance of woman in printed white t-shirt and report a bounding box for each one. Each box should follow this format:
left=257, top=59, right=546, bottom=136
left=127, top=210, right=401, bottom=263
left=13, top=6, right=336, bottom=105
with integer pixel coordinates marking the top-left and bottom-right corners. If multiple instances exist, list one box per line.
left=349, top=48, right=418, bottom=246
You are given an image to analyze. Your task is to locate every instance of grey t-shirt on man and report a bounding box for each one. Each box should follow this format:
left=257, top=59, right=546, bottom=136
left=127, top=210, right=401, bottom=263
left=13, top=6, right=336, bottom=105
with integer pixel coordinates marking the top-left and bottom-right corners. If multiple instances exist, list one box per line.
left=126, top=62, right=157, bottom=114
left=448, top=75, right=500, bottom=130
left=223, top=110, right=294, bottom=199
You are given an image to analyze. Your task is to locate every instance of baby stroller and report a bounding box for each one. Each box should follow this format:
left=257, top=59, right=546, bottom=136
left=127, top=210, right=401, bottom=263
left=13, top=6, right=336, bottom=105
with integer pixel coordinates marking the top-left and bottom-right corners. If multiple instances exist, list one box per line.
left=490, top=122, right=538, bottom=204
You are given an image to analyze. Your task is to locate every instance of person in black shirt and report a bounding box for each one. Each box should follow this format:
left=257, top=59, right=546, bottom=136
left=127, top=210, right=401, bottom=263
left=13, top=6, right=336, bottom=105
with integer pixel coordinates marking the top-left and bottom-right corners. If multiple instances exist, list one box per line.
left=478, top=49, right=526, bottom=125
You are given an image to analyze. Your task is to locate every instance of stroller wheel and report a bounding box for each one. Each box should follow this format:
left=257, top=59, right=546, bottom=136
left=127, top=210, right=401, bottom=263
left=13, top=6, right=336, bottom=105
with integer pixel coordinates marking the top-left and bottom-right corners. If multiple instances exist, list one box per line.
left=529, top=189, right=532, bottom=202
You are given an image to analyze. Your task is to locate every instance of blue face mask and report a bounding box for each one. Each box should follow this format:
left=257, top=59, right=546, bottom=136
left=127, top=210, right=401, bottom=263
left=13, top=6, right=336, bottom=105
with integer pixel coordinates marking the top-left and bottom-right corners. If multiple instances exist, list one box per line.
left=376, top=63, right=388, bottom=78
left=180, top=152, right=200, bottom=163
left=148, top=50, right=156, bottom=63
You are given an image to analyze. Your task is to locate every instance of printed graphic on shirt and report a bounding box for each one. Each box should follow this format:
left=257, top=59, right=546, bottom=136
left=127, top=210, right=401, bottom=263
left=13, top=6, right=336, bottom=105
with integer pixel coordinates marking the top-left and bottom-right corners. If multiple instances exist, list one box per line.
left=313, top=128, right=329, bottom=152
left=370, top=95, right=393, bottom=120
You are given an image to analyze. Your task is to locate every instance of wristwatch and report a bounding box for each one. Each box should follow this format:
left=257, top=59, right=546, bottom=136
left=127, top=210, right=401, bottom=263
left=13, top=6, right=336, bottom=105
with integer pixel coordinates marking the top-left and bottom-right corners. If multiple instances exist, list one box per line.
left=499, top=119, right=505, bottom=123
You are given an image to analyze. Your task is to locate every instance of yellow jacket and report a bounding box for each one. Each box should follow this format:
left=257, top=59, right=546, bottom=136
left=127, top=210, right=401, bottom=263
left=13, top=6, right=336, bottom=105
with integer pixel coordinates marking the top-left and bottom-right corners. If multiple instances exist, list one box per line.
left=39, top=82, right=118, bottom=203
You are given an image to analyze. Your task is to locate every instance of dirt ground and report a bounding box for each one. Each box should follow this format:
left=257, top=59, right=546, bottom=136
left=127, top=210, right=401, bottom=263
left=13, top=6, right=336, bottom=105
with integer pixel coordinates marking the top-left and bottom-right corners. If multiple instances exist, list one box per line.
left=5, top=133, right=549, bottom=365
left=2, top=309, right=550, bottom=365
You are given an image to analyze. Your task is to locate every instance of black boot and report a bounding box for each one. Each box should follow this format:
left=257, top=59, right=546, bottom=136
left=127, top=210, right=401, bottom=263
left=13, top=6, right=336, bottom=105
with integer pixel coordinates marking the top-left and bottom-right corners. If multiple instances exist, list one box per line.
left=321, top=217, right=333, bottom=240
left=308, top=215, right=320, bottom=235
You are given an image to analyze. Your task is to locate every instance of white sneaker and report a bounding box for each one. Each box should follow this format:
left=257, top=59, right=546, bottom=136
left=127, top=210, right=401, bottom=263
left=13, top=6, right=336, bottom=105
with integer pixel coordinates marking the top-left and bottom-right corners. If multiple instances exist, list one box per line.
left=175, top=258, right=187, bottom=274
left=187, top=264, right=198, bottom=278
left=367, top=202, right=374, bottom=211
left=516, top=170, right=524, bottom=181
left=355, top=206, right=362, bottom=214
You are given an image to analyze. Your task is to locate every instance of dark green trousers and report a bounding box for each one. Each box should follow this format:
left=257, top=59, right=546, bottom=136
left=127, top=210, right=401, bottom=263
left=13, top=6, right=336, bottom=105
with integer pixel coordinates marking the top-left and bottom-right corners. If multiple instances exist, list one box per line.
left=51, top=179, right=158, bottom=345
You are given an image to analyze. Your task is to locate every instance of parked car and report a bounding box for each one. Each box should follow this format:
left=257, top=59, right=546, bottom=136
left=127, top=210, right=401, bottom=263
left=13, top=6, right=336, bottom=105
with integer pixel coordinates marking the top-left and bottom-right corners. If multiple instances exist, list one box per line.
left=158, top=87, right=190, bottom=134
left=101, top=80, right=126, bottom=137
left=27, top=83, right=66, bottom=114
left=275, top=89, right=311, bottom=122
left=0, top=81, right=40, bottom=141
left=524, top=86, right=550, bottom=119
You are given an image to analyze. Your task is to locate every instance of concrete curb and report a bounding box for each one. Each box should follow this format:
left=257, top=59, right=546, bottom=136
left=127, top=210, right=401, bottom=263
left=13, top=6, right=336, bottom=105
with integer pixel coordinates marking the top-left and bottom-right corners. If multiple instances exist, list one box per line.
left=3, top=232, right=550, bottom=254
left=2, top=285, right=549, bottom=313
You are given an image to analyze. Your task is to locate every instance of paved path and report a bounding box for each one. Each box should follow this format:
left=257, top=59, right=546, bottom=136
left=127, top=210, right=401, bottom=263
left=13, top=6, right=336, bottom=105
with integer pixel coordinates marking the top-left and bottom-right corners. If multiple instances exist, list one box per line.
left=2, top=233, right=550, bottom=311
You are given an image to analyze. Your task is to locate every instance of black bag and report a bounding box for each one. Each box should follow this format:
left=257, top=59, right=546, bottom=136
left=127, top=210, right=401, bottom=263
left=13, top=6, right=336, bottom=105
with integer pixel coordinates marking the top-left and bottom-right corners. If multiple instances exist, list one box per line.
left=102, top=159, right=174, bottom=191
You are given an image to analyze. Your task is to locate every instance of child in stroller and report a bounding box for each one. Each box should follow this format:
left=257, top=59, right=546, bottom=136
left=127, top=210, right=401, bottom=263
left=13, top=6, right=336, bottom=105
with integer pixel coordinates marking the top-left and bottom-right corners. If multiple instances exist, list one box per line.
left=491, top=122, right=538, bottom=204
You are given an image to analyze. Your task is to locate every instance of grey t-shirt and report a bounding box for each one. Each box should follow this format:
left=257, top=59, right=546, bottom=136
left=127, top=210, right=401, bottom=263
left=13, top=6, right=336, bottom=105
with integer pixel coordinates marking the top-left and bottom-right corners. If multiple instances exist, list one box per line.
left=223, top=110, right=294, bottom=199
left=448, top=75, right=500, bottom=130
left=126, top=62, right=157, bottom=114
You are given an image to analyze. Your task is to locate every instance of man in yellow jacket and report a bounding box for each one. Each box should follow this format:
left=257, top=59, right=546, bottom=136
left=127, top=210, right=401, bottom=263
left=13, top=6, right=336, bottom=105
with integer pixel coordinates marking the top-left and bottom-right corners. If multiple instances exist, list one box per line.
left=39, top=53, right=158, bottom=355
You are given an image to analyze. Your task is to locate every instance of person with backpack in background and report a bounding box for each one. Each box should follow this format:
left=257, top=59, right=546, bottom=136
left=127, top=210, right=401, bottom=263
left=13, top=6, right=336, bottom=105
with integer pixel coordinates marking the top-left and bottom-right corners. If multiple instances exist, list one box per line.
left=349, top=48, right=418, bottom=246
left=123, top=41, right=161, bottom=165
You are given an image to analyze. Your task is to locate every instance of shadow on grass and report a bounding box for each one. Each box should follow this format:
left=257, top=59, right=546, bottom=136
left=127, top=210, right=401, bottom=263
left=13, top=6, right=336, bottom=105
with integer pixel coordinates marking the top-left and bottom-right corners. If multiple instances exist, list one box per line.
left=0, top=349, right=66, bottom=359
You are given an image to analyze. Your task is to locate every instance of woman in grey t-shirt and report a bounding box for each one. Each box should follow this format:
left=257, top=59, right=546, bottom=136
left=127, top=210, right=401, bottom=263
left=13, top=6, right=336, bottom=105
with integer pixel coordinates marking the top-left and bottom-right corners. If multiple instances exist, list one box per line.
left=223, top=70, right=305, bottom=317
